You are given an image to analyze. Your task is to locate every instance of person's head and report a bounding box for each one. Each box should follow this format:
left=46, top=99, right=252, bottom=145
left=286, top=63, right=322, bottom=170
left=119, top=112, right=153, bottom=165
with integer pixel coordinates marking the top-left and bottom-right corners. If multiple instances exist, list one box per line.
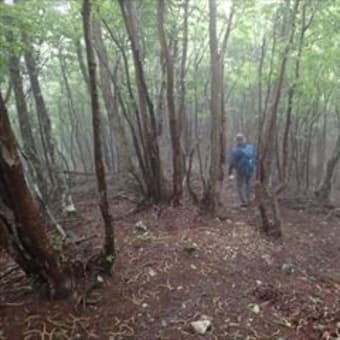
left=235, top=133, right=246, bottom=146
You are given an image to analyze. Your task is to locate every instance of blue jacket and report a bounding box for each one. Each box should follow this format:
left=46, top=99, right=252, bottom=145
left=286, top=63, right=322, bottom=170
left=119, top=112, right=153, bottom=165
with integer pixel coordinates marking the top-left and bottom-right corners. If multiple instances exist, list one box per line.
left=228, top=143, right=256, bottom=177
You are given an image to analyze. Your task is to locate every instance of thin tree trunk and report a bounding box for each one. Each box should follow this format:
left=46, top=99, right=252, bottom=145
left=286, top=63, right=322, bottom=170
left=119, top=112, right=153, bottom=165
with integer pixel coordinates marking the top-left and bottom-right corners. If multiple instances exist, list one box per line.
left=75, top=38, right=90, bottom=91
left=315, top=123, right=340, bottom=204
left=281, top=3, right=311, bottom=182
left=119, top=0, right=165, bottom=202
left=23, top=34, right=76, bottom=214
left=157, top=0, right=183, bottom=204
left=217, top=5, right=234, bottom=205
left=179, top=0, right=190, bottom=177
left=256, top=0, right=300, bottom=238
left=7, top=52, right=49, bottom=197
left=316, top=112, right=327, bottom=187
left=82, top=0, right=115, bottom=272
left=58, top=54, right=89, bottom=172
left=92, top=20, right=132, bottom=173
left=203, top=0, right=223, bottom=212
left=23, top=34, right=56, bottom=189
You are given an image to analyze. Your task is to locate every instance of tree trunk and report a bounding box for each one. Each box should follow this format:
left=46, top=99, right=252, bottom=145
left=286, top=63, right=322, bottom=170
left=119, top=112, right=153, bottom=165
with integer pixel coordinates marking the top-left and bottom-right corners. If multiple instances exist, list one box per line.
left=157, top=0, right=183, bottom=204
left=92, top=20, right=132, bottom=173
left=75, top=38, right=90, bottom=91
left=8, top=53, right=48, bottom=193
left=203, top=0, right=223, bottom=212
left=82, top=0, right=115, bottom=272
left=23, top=34, right=76, bottom=214
left=58, top=52, right=89, bottom=172
left=281, top=2, right=310, bottom=182
left=23, top=34, right=56, bottom=189
left=217, top=5, right=234, bottom=205
left=316, top=112, right=327, bottom=187
left=179, top=0, right=189, bottom=159
left=315, top=127, right=340, bottom=204
left=0, top=92, right=69, bottom=299
left=256, top=0, right=300, bottom=238
left=119, top=0, right=165, bottom=202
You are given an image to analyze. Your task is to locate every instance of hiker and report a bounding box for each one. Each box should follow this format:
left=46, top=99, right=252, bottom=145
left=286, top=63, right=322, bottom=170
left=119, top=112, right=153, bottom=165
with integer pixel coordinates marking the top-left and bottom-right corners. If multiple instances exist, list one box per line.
left=228, top=133, right=256, bottom=207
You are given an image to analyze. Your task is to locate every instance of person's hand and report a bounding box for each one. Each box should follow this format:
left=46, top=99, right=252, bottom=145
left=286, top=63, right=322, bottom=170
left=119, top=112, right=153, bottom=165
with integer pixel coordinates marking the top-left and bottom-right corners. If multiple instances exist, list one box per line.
left=229, top=175, right=234, bottom=180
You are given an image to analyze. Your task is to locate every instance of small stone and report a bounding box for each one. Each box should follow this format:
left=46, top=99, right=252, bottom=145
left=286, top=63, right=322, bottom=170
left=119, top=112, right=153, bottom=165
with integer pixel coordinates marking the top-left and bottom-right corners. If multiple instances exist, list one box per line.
left=249, top=303, right=260, bottom=314
left=65, top=203, right=76, bottom=213
left=256, top=280, right=262, bottom=285
left=190, top=264, right=197, bottom=270
left=137, top=232, right=152, bottom=241
left=148, top=268, right=156, bottom=277
left=135, top=221, right=148, bottom=232
left=184, top=242, right=199, bottom=254
left=262, top=254, right=273, bottom=265
left=161, top=320, right=167, bottom=327
left=142, top=303, right=148, bottom=308
left=190, top=319, right=212, bottom=335
left=97, top=275, right=104, bottom=283
left=281, top=263, right=296, bottom=274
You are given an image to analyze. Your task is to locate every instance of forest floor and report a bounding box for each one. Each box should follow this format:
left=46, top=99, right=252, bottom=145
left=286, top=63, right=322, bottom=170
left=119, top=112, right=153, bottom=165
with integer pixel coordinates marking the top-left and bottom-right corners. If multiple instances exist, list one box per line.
left=0, top=176, right=339, bottom=340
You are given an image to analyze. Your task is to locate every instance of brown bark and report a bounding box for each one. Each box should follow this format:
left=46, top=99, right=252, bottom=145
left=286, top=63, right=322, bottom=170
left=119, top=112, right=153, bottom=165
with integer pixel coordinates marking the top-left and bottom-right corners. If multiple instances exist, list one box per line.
left=157, top=0, right=183, bottom=204
left=315, top=125, right=340, bottom=204
left=281, top=3, right=311, bottom=182
left=92, top=20, right=132, bottom=173
left=0, top=92, right=69, bottom=299
left=82, top=0, right=115, bottom=271
left=203, top=0, right=223, bottom=212
left=316, top=113, right=327, bottom=186
left=119, top=0, right=165, bottom=202
left=23, top=34, right=55, bottom=187
left=259, top=0, right=300, bottom=180
left=23, top=35, right=76, bottom=214
left=217, top=5, right=234, bottom=205
left=178, top=0, right=189, bottom=140
left=104, top=35, right=148, bottom=190
left=6, top=28, right=48, bottom=200
left=58, top=52, right=89, bottom=172
left=103, top=21, right=146, bottom=153
left=256, top=0, right=301, bottom=237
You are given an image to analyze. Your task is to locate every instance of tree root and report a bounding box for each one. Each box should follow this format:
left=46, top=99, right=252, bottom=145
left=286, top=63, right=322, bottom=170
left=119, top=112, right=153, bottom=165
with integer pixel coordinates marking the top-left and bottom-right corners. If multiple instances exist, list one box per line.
left=24, top=314, right=96, bottom=339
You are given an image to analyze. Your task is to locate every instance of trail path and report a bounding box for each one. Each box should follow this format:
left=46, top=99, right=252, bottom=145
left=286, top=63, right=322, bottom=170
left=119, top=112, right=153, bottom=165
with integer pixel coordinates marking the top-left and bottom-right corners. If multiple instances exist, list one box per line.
left=0, top=178, right=339, bottom=339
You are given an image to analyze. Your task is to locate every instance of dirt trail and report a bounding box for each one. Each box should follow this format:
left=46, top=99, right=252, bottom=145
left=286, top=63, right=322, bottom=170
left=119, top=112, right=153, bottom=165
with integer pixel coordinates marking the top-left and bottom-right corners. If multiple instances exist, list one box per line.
left=0, top=178, right=339, bottom=339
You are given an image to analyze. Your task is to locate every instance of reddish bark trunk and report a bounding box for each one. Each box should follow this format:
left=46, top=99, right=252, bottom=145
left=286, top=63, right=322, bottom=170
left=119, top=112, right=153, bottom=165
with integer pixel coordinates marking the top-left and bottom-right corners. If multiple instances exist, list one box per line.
left=82, top=0, right=115, bottom=271
left=0, top=92, right=69, bottom=299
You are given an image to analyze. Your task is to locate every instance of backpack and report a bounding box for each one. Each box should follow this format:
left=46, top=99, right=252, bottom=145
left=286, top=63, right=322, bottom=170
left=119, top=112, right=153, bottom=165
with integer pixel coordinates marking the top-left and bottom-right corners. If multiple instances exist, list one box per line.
left=238, top=144, right=256, bottom=177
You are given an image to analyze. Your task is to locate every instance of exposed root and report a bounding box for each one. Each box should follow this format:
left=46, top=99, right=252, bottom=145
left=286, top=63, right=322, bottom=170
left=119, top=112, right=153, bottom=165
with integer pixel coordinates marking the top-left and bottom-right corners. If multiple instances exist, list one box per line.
left=23, top=314, right=95, bottom=340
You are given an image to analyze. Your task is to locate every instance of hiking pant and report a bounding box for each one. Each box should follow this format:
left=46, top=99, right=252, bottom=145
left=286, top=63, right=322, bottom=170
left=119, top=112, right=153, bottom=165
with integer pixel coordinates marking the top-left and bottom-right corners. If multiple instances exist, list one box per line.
left=236, top=173, right=251, bottom=205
